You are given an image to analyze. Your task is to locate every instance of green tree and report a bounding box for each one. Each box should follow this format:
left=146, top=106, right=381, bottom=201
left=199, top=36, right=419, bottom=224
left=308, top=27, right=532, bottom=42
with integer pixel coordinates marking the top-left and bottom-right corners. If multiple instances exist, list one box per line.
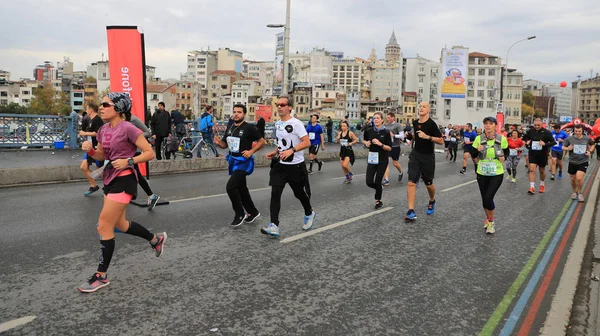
left=534, top=108, right=546, bottom=118
left=522, top=91, right=535, bottom=107
left=29, top=84, right=72, bottom=115
left=522, top=103, right=534, bottom=119
left=85, top=76, right=97, bottom=84
left=0, top=102, right=29, bottom=114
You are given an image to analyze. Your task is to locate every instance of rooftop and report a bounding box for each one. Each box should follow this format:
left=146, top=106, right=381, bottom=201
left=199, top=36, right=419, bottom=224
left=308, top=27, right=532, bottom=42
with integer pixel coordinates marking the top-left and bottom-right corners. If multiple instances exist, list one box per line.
left=469, top=52, right=498, bottom=58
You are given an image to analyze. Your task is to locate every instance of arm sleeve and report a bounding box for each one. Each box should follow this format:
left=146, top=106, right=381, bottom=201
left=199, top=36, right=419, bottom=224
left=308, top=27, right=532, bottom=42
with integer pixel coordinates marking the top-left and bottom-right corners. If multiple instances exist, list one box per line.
left=130, top=116, right=151, bottom=138
left=208, top=115, right=214, bottom=127
left=502, top=137, right=510, bottom=157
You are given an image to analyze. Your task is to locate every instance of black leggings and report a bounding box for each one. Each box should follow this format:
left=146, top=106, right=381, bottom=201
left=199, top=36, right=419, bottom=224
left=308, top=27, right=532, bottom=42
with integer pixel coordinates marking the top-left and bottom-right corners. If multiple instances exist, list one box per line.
left=476, top=174, right=503, bottom=210
left=366, top=163, right=387, bottom=201
left=449, top=144, right=458, bottom=161
left=270, top=182, right=312, bottom=225
left=133, top=153, right=153, bottom=197
left=227, top=170, right=258, bottom=217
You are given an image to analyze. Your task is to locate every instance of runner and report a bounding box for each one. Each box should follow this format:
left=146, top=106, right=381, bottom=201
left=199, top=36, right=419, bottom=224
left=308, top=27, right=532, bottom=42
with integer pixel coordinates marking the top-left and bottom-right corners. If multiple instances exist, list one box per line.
left=448, top=126, right=460, bottom=162
left=473, top=117, right=509, bottom=234
left=78, top=92, right=166, bottom=293
left=460, top=123, right=478, bottom=175
left=262, top=96, right=316, bottom=237
left=306, top=114, right=325, bottom=174
left=214, top=104, right=265, bottom=226
left=562, top=124, right=595, bottom=202
left=444, top=124, right=452, bottom=160
left=128, top=114, right=162, bottom=211
left=505, top=130, right=525, bottom=183
left=522, top=125, right=531, bottom=172
left=362, top=112, right=392, bottom=209
left=523, top=118, right=556, bottom=194
left=405, top=102, right=444, bottom=221
left=337, top=120, right=358, bottom=183
left=382, top=112, right=405, bottom=186
left=550, top=124, right=569, bottom=180
left=79, top=103, right=104, bottom=196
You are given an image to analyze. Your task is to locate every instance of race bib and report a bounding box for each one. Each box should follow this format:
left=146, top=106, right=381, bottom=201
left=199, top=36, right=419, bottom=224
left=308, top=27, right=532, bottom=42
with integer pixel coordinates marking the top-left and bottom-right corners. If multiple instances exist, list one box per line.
left=531, top=141, right=542, bottom=150
left=227, top=136, right=241, bottom=153
left=573, top=144, right=587, bottom=155
left=480, top=161, right=497, bottom=176
left=450, top=137, right=457, bottom=142
left=368, top=152, right=379, bottom=165
left=309, top=132, right=316, bottom=140
left=509, top=149, right=518, bottom=157
left=340, top=139, right=349, bottom=147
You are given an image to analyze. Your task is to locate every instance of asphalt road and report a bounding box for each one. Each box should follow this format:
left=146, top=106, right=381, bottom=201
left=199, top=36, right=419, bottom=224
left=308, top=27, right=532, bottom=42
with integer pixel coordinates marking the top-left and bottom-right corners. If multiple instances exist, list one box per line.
left=1, top=152, right=596, bottom=335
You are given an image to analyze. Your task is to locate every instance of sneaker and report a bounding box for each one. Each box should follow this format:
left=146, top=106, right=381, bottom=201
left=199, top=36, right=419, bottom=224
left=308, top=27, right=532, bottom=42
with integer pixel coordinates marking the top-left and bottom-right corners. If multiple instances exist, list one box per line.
left=398, top=171, right=404, bottom=182
left=460, top=169, right=465, bottom=175
left=382, top=179, right=390, bottom=186
left=528, top=187, right=535, bottom=195
left=349, top=172, right=354, bottom=181
left=405, top=209, right=417, bottom=222
left=484, top=219, right=490, bottom=229
left=551, top=174, right=555, bottom=181
left=230, top=215, right=245, bottom=227
left=558, top=171, right=563, bottom=179
left=539, top=185, right=545, bottom=193
left=151, top=232, right=167, bottom=257
left=426, top=200, right=436, bottom=215
left=244, top=212, right=261, bottom=223
left=78, top=273, right=110, bottom=293
left=375, top=201, right=383, bottom=210
left=261, top=223, right=280, bottom=237
left=303, top=211, right=316, bottom=231
left=343, top=178, right=351, bottom=184
left=486, top=221, right=496, bottom=234
left=318, top=161, right=323, bottom=172
left=307, top=169, right=313, bottom=175
left=571, top=192, right=578, bottom=200
left=147, top=194, right=160, bottom=211
left=578, top=193, right=585, bottom=202
left=511, top=178, right=516, bottom=183
left=84, top=185, right=100, bottom=196
left=506, top=175, right=512, bottom=180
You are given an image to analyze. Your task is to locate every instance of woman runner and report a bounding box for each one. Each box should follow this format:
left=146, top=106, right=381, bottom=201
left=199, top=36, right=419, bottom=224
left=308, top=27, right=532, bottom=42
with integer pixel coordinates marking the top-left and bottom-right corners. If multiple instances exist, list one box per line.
left=337, top=120, right=358, bottom=183
left=78, top=93, right=166, bottom=293
left=362, top=112, right=392, bottom=209
left=505, top=130, right=525, bottom=183
left=472, top=116, right=509, bottom=234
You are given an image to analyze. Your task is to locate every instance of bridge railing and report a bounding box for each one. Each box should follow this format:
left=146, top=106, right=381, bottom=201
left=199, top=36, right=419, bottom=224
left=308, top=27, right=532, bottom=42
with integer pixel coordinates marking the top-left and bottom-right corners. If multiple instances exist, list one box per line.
left=0, top=113, right=78, bottom=148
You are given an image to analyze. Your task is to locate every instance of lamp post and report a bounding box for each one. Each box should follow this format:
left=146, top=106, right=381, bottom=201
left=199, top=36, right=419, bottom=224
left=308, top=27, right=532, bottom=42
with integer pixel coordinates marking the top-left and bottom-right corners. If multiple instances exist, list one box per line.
left=267, top=0, right=291, bottom=95
left=547, top=95, right=555, bottom=126
left=502, top=36, right=536, bottom=106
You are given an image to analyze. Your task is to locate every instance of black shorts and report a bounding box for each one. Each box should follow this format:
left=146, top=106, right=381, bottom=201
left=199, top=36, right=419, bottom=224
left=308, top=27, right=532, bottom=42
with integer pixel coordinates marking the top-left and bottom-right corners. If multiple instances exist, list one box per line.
left=269, top=161, right=310, bottom=188
left=339, top=147, right=355, bottom=166
left=408, top=151, right=435, bottom=184
left=551, top=150, right=563, bottom=159
left=529, top=151, right=548, bottom=167
left=568, top=162, right=588, bottom=175
left=444, top=141, right=450, bottom=148
left=390, top=146, right=401, bottom=161
left=309, top=144, right=321, bottom=155
left=103, top=173, right=138, bottom=200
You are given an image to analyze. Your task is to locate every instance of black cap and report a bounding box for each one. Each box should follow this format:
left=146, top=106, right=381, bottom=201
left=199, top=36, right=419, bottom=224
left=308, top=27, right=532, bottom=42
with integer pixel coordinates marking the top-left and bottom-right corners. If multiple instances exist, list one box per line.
left=483, top=116, right=497, bottom=124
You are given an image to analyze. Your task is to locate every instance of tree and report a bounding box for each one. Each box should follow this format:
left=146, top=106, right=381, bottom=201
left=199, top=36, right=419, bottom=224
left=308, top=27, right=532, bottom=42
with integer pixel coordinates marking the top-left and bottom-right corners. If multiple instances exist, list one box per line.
left=0, top=102, right=29, bottom=114
left=534, top=108, right=546, bottom=118
left=85, top=76, right=97, bottom=84
left=522, top=91, right=535, bottom=107
left=29, top=83, right=72, bottom=115
left=522, top=103, right=534, bottom=119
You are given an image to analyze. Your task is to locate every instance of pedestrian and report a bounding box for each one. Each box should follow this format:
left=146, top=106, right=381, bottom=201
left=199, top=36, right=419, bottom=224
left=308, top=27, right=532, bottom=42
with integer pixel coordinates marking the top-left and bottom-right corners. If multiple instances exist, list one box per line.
left=405, top=102, right=443, bottom=221
left=199, top=106, right=220, bottom=157
left=362, top=112, right=392, bottom=209
left=472, top=116, right=509, bottom=234
left=150, top=102, right=172, bottom=160
left=523, top=118, right=556, bottom=194
left=550, top=124, right=569, bottom=180
left=262, top=96, right=316, bottom=237
left=505, top=130, right=525, bottom=183
left=382, top=112, right=405, bottom=185
left=326, top=116, right=333, bottom=143
left=306, top=114, right=325, bottom=174
left=448, top=126, right=460, bottom=162
left=213, top=104, right=265, bottom=226
left=337, top=120, right=358, bottom=183
left=171, top=109, right=186, bottom=140
left=562, top=124, right=595, bottom=202
left=443, top=124, right=452, bottom=159
left=78, top=92, right=166, bottom=293
left=79, top=102, right=104, bottom=196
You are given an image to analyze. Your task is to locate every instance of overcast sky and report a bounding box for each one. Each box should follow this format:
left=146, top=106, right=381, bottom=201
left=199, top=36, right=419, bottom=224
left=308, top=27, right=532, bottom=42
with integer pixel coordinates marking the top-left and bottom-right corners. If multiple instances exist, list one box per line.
left=1, top=0, right=598, bottom=84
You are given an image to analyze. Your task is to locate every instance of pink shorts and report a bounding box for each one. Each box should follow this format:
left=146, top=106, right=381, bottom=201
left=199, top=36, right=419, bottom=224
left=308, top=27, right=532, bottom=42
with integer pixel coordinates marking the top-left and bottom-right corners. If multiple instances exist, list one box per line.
left=106, top=192, right=133, bottom=204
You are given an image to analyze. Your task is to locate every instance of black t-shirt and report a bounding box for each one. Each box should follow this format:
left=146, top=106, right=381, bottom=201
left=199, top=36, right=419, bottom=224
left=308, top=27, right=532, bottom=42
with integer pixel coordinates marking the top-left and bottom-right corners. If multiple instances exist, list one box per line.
left=364, top=127, right=392, bottom=157
left=88, top=115, right=104, bottom=148
left=523, top=127, right=555, bottom=150
left=221, top=121, right=261, bottom=157
left=412, top=118, right=442, bottom=154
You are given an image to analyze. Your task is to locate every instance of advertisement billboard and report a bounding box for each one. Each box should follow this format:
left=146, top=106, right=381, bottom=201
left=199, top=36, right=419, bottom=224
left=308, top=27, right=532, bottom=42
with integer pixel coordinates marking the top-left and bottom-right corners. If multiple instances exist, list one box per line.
left=272, top=32, right=284, bottom=96
left=441, top=48, right=468, bottom=99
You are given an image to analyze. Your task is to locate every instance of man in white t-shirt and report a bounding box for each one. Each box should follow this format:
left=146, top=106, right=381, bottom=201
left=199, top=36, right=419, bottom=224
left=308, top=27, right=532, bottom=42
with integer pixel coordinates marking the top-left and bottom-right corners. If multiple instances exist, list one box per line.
left=262, top=96, right=316, bottom=237
left=444, top=124, right=452, bottom=159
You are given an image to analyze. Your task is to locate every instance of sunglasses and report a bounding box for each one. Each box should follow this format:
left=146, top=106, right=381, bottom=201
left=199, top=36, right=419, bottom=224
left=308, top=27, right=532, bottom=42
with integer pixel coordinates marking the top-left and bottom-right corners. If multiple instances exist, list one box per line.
left=277, top=103, right=288, bottom=107
left=100, top=102, right=115, bottom=108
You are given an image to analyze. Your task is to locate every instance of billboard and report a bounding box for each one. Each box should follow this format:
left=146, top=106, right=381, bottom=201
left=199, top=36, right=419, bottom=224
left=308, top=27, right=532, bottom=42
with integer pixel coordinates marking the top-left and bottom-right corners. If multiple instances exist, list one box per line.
left=272, top=32, right=284, bottom=96
left=255, top=104, right=273, bottom=122
left=330, top=51, right=344, bottom=59
left=441, top=48, right=468, bottom=98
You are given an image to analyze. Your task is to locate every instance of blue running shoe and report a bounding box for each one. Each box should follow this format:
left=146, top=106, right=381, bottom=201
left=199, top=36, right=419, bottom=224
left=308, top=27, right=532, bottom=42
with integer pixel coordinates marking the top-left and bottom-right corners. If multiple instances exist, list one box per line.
left=303, top=211, right=316, bottom=231
left=558, top=171, right=562, bottom=179
left=426, top=200, right=436, bottom=215
left=405, top=209, right=417, bottom=222
left=261, top=223, right=280, bottom=237
left=84, top=185, right=100, bottom=196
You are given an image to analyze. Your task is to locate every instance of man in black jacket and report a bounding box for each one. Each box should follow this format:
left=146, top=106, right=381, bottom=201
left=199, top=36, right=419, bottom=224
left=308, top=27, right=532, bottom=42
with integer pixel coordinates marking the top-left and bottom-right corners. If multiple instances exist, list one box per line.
left=326, top=117, right=333, bottom=143
left=170, top=109, right=186, bottom=139
left=523, top=118, right=556, bottom=194
left=151, top=102, right=172, bottom=160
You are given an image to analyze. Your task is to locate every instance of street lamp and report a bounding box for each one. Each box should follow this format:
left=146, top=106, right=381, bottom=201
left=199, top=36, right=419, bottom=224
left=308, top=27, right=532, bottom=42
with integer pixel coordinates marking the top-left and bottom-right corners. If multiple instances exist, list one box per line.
left=267, top=0, right=291, bottom=95
left=547, top=95, right=555, bottom=126
left=502, top=36, right=536, bottom=114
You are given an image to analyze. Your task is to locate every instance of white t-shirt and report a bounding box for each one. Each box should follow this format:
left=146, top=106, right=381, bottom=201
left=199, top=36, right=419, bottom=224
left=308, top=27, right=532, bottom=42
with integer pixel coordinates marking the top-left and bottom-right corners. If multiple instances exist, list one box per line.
left=445, top=128, right=451, bottom=139
left=275, top=117, right=307, bottom=165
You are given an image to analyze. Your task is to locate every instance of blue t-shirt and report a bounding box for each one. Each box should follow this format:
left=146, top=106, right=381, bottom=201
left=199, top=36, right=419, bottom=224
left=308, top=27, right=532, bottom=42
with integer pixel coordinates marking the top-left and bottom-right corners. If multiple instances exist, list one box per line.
left=463, top=131, right=477, bottom=149
left=551, top=130, right=569, bottom=152
left=306, top=123, right=323, bottom=146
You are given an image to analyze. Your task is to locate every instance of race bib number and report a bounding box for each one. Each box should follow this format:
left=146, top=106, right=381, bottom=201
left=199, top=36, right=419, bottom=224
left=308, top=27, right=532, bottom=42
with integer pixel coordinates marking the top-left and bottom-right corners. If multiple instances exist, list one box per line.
left=340, top=139, right=349, bottom=147
left=450, top=137, right=457, bottom=142
left=480, top=161, right=497, bottom=176
left=531, top=141, right=543, bottom=150
left=368, top=152, right=379, bottom=165
left=509, top=149, right=518, bottom=156
left=227, top=136, right=241, bottom=153
left=573, top=144, right=587, bottom=155
left=309, top=132, right=316, bottom=140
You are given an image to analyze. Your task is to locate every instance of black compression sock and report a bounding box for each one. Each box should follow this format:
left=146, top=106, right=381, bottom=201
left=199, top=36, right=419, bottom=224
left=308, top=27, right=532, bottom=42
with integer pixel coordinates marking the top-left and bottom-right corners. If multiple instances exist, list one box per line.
left=125, top=221, right=154, bottom=241
left=309, top=160, right=314, bottom=170
left=98, top=239, right=115, bottom=273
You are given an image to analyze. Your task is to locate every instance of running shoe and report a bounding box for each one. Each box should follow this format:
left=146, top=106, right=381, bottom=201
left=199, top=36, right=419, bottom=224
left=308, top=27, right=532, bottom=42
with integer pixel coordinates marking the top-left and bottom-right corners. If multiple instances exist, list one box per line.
left=426, top=200, right=436, bottom=215
left=571, top=192, right=578, bottom=200
left=349, top=172, right=354, bottom=181
left=343, top=178, right=351, bottom=184
left=539, top=185, right=545, bottom=193
left=375, top=200, right=383, bottom=210
left=261, top=223, right=280, bottom=237
left=405, top=209, right=417, bottom=222
left=578, top=193, right=585, bottom=202
left=528, top=187, right=535, bottom=195
left=230, top=215, right=245, bottom=227
left=318, top=161, right=324, bottom=171
left=151, top=232, right=167, bottom=257
left=303, top=211, right=316, bottom=231
left=550, top=174, right=555, bottom=180
left=558, top=171, right=563, bottom=179
left=484, top=219, right=490, bottom=229
left=398, top=171, right=404, bottom=182
left=486, top=221, right=496, bottom=234
left=506, top=174, right=511, bottom=180
left=147, top=194, right=160, bottom=211
left=307, top=169, right=313, bottom=175
left=84, top=185, right=100, bottom=196
left=511, top=178, right=516, bottom=183
left=78, top=273, right=109, bottom=293
left=460, top=169, right=466, bottom=175
left=382, top=179, right=390, bottom=186
left=244, top=212, right=261, bottom=223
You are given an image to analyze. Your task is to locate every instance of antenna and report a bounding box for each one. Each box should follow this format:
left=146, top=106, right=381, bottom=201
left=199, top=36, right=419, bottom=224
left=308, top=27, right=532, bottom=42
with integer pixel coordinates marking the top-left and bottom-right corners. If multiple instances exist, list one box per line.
left=101, top=53, right=104, bottom=62
left=591, top=69, right=594, bottom=79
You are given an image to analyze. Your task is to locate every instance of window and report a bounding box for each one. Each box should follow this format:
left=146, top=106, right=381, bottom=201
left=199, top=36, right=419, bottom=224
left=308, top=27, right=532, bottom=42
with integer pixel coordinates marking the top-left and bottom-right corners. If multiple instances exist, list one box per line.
left=315, top=101, right=319, bottom=106
left=315, top=92, right=319, bottom=98
left=236, top=92, right=241, bottom=98
left=514, top=107, right=520, bottom=116
left=22, top=90, right=30, bottom=95
left=211, top=76, right=217, bottom=80
left=467, top=90, right=474, bottom=97
left=515, top=93, right=520, bottom=99
left=477, top=90, right=484, bottom=97
left=419, top=66, right=425, bottom=72
left=221, top=85, right=228, bottom=90
left=74, top=101, right=83, bottom=106
left=478, top=79, right=485, bottom=87
left=487, top=101, right=494, bottom=108
left=468, top=80, right=474, bottom=87
left=325, top=93, right=329, bottom=98
left=516, top=79, right=521, bottom=84
left=477, top=101, right=484, bottom=108
left=506, top=107, right=511, bottom=116
left=469, top=69, right=475, bottom=76
left=478, top=69, right=485, bottom=76
left=152, top=94, right=158, bottom=100
left=74, top=93, right=83, bottom=98
left=0, top=99, right=7, bottom=105
left=489, top=69, right=496, bottom=76
left=419, top=88, right=424, bottom=94
left=488, top=80, right=495, bottom=88
left=419, top=77, right=424, bottom=83
left=467, top=100, right=474, bottom=107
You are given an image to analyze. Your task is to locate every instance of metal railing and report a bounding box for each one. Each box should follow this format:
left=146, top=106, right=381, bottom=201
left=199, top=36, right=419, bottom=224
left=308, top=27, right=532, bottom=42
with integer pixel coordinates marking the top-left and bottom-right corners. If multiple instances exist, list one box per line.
left=0, top=113, right=78, bottom=148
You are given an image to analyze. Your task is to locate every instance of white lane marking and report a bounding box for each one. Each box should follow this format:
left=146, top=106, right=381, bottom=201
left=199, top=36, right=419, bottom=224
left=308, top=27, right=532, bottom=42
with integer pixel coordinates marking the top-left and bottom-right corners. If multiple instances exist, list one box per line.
left=170, top=187, right=271, bottom=203
left=0, top=316, right=37, bottom=333
left=332, top=173, right=366, bottom=180
left=441, top=179, right=477, bottom=192
left=280, top=207, right=394, bottom=244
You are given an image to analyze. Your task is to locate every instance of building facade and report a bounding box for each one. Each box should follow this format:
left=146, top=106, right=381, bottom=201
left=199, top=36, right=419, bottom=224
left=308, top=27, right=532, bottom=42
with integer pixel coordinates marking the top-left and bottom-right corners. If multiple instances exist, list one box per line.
left=187, top=50, right=217, bottom=89
left=371, top=59, right=403, bottom=105
left=217, top=48, right=243, bottom=72
left=504, top=70, right=524, bottom=125
left=70, top=90, right=84, bottom=113
left=207, top=70, right=244, bottom=119
left=332, top=58, right=366, bottom=93
left=292, top=84, right=312, bottom=119
left=577, top=76, right=600, bottom=124
left=542, top=84, right=572, bottom=120
left=346, top=91, right=360, bottom=120
left=403, top=56, right=440, bottom=118
left=385, top=31, right=401, bottom=65
left=309, top=48, right=333, bottom=85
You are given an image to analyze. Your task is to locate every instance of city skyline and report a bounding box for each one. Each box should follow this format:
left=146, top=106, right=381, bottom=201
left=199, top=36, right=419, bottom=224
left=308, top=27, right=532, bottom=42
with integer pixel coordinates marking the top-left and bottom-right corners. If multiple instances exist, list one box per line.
left=1, top=0, right=598, bottom=83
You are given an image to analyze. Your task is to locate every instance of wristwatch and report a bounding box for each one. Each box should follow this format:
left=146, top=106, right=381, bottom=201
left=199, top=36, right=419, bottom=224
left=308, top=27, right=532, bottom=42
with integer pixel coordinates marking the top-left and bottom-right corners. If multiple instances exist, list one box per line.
left=127, top=158, right=135, bottom=167
left=429, top=136, right=432, bottom=141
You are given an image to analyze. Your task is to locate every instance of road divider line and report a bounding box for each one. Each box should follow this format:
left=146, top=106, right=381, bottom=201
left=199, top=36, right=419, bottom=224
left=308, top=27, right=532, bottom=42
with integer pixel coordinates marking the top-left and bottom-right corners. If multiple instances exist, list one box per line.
left=0, top=316, right=36, bottom=333
left=441, top=180, right=476, bottom=192
left=280, top=207, right=394, bottom=244
left=170, top=187, right=271, bottom=203
left=332, top=173, right=366, bottom=180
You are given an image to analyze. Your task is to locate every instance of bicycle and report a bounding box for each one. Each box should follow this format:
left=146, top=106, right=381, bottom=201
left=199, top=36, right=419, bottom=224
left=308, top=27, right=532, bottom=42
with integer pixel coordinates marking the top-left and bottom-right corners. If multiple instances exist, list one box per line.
left=171, top=134, right=219, bottom=159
